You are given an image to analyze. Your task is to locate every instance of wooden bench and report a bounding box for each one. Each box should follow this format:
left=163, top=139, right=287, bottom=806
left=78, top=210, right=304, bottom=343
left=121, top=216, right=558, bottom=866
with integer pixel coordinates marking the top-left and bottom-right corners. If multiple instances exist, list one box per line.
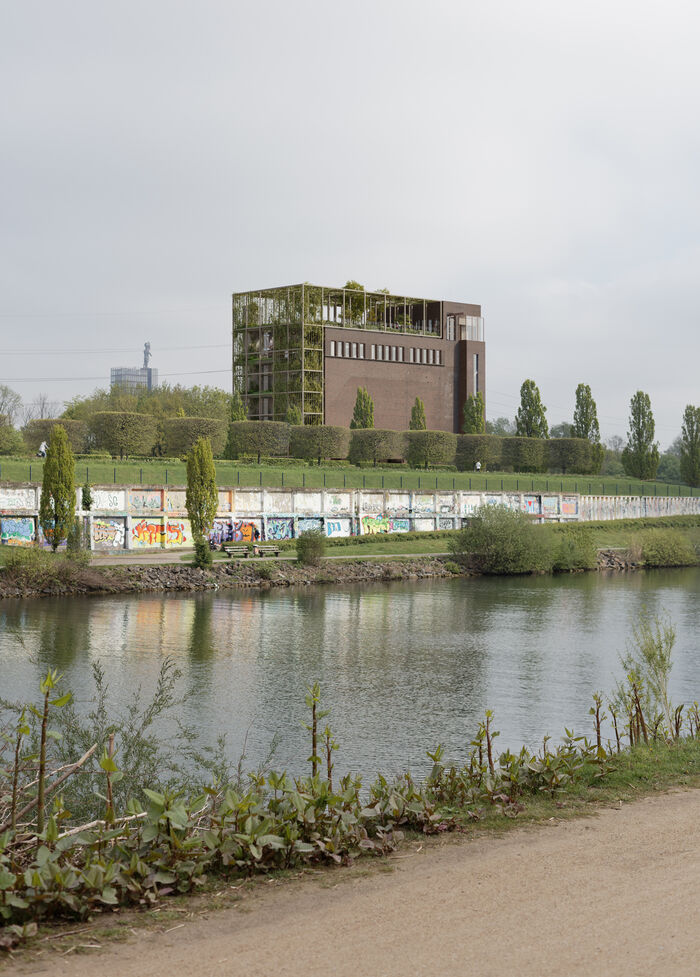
left=223, top=544, right=252, bottom=559
left=253, top=544, right=281, bottom=558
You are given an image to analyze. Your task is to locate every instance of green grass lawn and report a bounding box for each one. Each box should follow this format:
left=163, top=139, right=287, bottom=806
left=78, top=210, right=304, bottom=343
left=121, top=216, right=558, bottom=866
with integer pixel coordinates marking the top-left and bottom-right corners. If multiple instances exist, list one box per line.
left=1, top=456, right=697, bottom=498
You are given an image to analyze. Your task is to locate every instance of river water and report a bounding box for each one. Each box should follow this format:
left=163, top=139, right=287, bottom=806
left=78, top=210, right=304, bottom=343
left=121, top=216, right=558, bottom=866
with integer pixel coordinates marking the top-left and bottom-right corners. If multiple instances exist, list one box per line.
left=1, top=570, right=699, bottom=779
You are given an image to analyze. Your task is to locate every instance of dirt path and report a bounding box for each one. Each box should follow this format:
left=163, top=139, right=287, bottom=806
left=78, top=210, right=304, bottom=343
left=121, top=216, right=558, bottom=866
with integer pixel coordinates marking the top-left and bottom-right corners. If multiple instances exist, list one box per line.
left=12, top=790, right=700, bottom=977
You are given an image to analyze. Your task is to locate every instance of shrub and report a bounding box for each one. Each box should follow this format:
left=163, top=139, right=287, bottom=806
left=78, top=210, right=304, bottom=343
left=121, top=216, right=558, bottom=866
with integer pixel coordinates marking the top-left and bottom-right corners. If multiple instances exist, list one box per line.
left=550, top=525, right=597, bottom=571
left=23, top=419, right=87, bottom=454
left=193, top=537, right=213, bottom=568
left=0, top=424, right=24, bottom=455
left=406, top=431, right=457, bottom=469
left=163, top=417, right=227, bottom=457
left=547, top=438, right=602, bottom=475
left=455, top=434, right=502, bottom=471
left=296, top=529, right=326, bottom=565
left=349, top=429, right=405, bottom=466
left=448, top=504, right=552, bottom=574
left=501, top=437, right=548, bottom=473
left=639, top=529, right=697, bottom=567
left=89, top=412, right=158, bottom=458
left=290, top=425, right=351, bottom=464
left=228, top=421, right=290, bottom=462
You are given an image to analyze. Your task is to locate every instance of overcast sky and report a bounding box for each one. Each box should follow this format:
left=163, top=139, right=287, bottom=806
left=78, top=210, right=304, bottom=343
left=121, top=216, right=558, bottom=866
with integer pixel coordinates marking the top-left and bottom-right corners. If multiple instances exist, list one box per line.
left=2, top=0, right=699, bottom=446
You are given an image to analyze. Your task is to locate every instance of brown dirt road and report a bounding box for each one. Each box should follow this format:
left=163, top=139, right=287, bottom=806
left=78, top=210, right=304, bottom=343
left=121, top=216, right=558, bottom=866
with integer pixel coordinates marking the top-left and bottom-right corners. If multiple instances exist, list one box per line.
left=11, top=790, right=700, bottom=977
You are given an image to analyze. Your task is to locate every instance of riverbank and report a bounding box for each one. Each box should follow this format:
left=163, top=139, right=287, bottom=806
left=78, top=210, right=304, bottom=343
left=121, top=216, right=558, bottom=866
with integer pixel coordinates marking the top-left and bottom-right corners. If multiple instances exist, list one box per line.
left=0, top=549, right=652, bottom=600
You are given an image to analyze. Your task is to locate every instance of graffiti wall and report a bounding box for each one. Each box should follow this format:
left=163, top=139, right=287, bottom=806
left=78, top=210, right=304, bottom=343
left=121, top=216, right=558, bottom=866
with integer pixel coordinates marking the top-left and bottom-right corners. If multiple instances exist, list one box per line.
left=266, top=491, right=294, bottom=513
left=413, top=494, right=434, bottom=513
left=1, top=517, right=35, bottom=546
left=413, top=518, right=434, bottom=533
left=91, top=490, right=125, bottom=512
left=217, top=490, right=231, bottom=513
left=385, top=493, right=411, bottom=515
left=542, top=496, right=559, bottom=517
left=295, top=493, right=322, bottom=515
left=437, top=494, right=456, bottom=514
left=131, top=519, right=166, bottom=548
left=0, top=488, right=36, bottom=511
left=233, top=491, right=263, bottom=515
left=165, top=520, right=190, bottom=547
left=361, top=516, right=410, bottom=535
left=326, top=518, right=352, bottom=538
left=325, top=493, right=352, bottom=514
left=298, top=517, right=323, bottom=534
left=562, top=496, right=579, bottom=517
left=266, top=517, right=294, bottom=540
left=361, top=493, right=384, bottom=514
left=165, top=491, right=187, bottom=513
left=437, top=517, right=455, bottom=530
left=460, top=494, right=482, bottom=516
left=522, top=495, right=540, bottom=515
left=129, top=490, right=162, bottom=514
left=92, top=518, right=126, bottom=550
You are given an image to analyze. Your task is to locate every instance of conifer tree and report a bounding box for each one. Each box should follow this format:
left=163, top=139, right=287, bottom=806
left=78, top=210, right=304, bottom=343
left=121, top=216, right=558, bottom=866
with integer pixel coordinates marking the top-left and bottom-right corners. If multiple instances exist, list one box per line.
left=515, top=380, right=548, bottom=438
left=286, top=404, right=303, bottom=425
left=349, top=387, right=374, bottom=429
left=186, top=437, right=218, bottom=566
left=39, top=425, right=76, bottom=552
left=230, top=389, right=247, bottom=422
left=409, top=397, right=426, bottom=430
left=571, top=383, right=601, bottom=443
left=462, top=392, right=485, bottom=434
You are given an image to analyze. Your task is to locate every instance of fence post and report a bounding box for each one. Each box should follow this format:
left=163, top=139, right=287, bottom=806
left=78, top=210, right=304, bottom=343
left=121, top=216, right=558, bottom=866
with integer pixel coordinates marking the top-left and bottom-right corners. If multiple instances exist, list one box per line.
left=485, top=478, right=488, bottom=490
left=546, top=480, right=549, bottom=491
left=324, top=473, right=326, bottom=487
left=237, top=469, right=240, bottom=485
left=363, top=474, right=366, bottom=488
left=113, top=467, right=116, bottom=484
left=260, top=471, right=263, bottom=486
left=501, top=478, right=503, bottom=491
left=469, top=477, right=471, bottom=490
left=86, top=466, right=89, bottom=483
left=516, top=478, right=519, bottom=491
left=140, top=468, right=143, bottom=485
left=531, top=480, right=534, bottom=491
left=282, top=472, right=284, bottom=487
left=343, top=473, right=346, bottom=488
left=418, top=476, right=421, bottom=490
left=166, top=469, right=168, bottom=485
left=400, top=475, right=403, bottom=489
left=29, top=464, right=32, bottom=481
left=560, top=480, right=563, bottom=492
left=452, top=477, right=455, bottom=490
left=381, top=475, right=384, bottom=489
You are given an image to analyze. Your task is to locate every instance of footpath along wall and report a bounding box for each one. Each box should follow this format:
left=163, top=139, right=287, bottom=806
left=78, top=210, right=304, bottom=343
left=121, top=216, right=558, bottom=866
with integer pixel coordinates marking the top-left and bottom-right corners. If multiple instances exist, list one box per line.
left=1, top=484, right=699, bottom=550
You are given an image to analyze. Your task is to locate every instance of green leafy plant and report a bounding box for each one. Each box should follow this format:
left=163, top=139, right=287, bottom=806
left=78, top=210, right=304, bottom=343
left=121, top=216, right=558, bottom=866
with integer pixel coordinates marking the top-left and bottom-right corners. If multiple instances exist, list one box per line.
left=38, top=426, right=76, bottom=552
left=296, top=529, right=326, bottom=566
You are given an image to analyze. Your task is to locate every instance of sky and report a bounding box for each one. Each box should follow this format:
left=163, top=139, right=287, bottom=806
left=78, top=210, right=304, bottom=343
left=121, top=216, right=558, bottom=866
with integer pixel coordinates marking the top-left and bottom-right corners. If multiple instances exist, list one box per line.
left=1, top=0, right=699, bottom=447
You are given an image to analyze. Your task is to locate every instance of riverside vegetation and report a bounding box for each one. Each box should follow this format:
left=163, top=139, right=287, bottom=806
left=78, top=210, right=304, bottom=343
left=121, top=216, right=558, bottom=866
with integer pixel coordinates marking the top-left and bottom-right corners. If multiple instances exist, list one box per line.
left=1, top=612, right=700, bottom=952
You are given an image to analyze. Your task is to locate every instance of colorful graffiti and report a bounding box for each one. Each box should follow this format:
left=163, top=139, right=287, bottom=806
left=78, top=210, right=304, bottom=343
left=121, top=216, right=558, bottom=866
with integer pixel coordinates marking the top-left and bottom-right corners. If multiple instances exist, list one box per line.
left=165, top=491, right=187, bottom=513
left=131, top=520, right=166, bottom=547
left=326, top=518, right=352, bottom=538
left=460, top=494, right=481, bottom=516
left=413, top=494, right=434, bottom=513
left=209, top=519, right=232, bottom=545
left=437, top=494, right=456, bottom=514
left=92, top=518, right=126, bottom=549
left=298, top=517, right=323, bottom=534
left=166, top=521, right=188, bottom=546
left=542, top=496, right=559, bottom=517
left=326, top=493, right=352, bottom=514
left=561, top=496, right=579, bottom=516
left=522, top=495, right=540, bottom=514
left=361, top=516, right=410, bottom=535
left=1, top=517, right=35, bottom=546
left=266, top=517, right=294, bottom=540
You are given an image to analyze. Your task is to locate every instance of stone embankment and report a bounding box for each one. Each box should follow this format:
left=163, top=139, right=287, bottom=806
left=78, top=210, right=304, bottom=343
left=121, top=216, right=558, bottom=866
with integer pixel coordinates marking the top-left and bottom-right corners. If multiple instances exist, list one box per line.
left=0, top=557, right=456, bottom=600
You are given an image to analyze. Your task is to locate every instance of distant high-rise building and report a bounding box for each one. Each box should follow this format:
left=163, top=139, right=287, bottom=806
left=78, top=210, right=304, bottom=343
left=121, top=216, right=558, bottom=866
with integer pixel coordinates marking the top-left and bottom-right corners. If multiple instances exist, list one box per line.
left=111, top=342, right=158, bottom=394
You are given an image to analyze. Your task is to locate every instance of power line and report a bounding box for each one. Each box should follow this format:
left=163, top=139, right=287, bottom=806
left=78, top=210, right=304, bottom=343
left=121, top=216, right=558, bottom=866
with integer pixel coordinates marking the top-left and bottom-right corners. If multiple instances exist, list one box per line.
left=2, top=343, right=231, bottom=355
left=0, top=369, right=231, bottom=383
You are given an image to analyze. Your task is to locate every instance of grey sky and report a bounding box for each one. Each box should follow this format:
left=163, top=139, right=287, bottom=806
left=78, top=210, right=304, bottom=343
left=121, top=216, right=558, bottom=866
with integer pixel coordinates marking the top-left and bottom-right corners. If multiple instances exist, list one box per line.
left=1, top=0, right=698, bottom=446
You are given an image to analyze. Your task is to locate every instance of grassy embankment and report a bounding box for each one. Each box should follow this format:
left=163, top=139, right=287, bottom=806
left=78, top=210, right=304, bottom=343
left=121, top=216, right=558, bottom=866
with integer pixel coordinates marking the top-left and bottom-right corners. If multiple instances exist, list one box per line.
left=1, top=456, right=698, bottom=497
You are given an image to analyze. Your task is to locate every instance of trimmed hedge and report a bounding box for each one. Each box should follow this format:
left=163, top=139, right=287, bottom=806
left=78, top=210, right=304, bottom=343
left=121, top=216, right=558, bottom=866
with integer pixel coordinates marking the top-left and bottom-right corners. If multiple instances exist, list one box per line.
left=406, top=430, right=457, bottom=469
left=349, top=429, right=406, bottom=465
left=89, top=412, right=158, bottom=459
left=228, top=421, right=290, bottom=462
left=289, top=425, right=351, bottom=464
left=547, top=438, right=604, bottom=476
left=455, top=434, right=503, bottom=471
left=163, top=416, right=227, bottom=457
left=23, top=419, right=87, bottom=454
left=501, top=437, right=548, bottom=474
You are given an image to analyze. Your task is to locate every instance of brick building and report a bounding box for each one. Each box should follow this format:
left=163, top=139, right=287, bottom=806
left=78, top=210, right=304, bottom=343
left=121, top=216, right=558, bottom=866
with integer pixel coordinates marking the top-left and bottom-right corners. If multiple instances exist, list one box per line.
left=232, top=284, right=485, bottom=433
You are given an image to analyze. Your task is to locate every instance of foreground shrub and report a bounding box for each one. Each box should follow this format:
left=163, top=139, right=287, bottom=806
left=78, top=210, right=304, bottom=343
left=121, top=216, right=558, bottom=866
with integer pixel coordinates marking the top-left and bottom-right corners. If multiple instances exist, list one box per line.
left=296, top=529, right=326, bottom=565
left=638, top=529, right=697, bottom=567
left=550, top=525, right=597, bottom=571
left=449, top=504, right=552, bottom=574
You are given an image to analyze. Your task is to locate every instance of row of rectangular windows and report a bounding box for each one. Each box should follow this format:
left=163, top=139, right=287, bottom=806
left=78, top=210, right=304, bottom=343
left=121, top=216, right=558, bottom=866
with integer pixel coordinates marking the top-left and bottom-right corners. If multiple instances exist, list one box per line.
left=328, top=341, right=442, bottom=366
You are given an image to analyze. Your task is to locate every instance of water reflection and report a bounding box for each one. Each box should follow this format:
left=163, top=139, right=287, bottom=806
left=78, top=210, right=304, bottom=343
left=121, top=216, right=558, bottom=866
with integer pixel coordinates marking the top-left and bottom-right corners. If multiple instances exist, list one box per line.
left=1, top=569, right=699, bottom=778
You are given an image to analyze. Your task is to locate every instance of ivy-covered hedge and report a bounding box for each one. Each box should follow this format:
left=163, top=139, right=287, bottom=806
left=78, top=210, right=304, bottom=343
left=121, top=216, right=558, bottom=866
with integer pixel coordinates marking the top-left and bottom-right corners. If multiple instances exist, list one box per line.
left=348, top=429, right=406, bottom=466
left=228, top=421, right=290, bottom=463
left=23, top=419, right=87, bottom=454
left=162, top=417, right=227, bottom=457
left=406, top=431, right=458, bottom=469
left=289, top=425, right=351, bottom=464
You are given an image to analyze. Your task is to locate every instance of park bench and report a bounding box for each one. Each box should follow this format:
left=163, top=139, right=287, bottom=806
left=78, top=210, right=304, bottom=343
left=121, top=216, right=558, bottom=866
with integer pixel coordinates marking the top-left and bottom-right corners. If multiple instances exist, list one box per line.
left=253, top=543, right=281, bottom=558
left=223, top=544, right=252, bottom=559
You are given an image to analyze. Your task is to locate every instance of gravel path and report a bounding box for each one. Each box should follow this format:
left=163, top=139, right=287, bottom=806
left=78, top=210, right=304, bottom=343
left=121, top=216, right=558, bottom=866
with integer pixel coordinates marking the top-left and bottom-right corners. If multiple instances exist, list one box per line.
left=15, top=789, right=700, bottom=977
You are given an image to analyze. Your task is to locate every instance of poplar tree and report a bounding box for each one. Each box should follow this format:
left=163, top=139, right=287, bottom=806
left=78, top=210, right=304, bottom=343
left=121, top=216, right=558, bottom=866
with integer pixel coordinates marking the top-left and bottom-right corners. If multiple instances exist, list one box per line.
left=39, top=425, right=76, bottom=552
left=409, top=397, right=427, bottom=430
left=679, top=404, right=700, bottom=487
left=621, top=391, right=660, bottom=479
left=186, top=437, right=218, bottom=566
left=230, top=389, right=247, bottom=422
left=515, top=380, right=549, bottom=438
left=571, top=383, right=601, bottom=443
left=349, top=387, right=374, bottom=429
left=285, top=404, right=302, bottom=425
left=462, top=392, right=485, bottom=434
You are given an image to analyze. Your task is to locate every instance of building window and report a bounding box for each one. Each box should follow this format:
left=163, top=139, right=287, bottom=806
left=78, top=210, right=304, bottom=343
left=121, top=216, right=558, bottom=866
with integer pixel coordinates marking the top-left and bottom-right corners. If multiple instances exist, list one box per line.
left=344, top=342, right=350, bottom=357
left=435, top=349, right=441, bottom=366
left=408, top=348, right=414, bottom=363
left=376, top=345, right=382, bottom=360
left=352, top=342, right=357, bottom=358
left=359, top=343, right=365, bottom=358
left=398, top=347, right=404, bottom=362
left=446, top=315, right=455, bottom=341
left=428, top=348, right=434, bottom=365
left=370, top=344, right=376, bottom=360
left=474, top=352, right=480, bottom=392
left=384, top=345, right=390, bottom=360
left=329, top=341, right=335, bottom=357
